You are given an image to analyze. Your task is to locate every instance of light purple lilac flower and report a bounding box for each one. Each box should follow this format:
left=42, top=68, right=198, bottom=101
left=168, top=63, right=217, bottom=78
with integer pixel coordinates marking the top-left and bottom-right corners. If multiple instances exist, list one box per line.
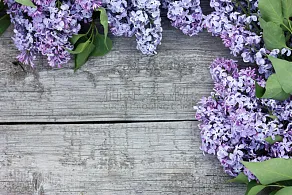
left=195, top=58, right=292, bottom=179
left=5, top=0, right=101, bottom=67
left=5, top=0, right=204, bottom=64
left=103, top=0, right=203, bottom=55
left=203, top=0, right=292, bottom=78
left=102, top=0, right=162, bottom=55
left=102, top=0, right=136, bottom=37
left=164, top=0, right=203, bottom=36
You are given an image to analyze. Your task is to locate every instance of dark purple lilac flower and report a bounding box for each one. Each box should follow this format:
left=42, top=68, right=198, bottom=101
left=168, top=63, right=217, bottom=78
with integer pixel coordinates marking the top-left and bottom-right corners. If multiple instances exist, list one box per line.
left=195, top=58, right=292, bottom=180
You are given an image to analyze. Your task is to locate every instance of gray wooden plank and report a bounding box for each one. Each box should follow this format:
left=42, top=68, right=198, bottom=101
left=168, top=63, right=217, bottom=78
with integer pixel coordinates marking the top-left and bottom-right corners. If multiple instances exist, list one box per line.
left=0, top=121, right=245, bottom=195
left=0, top=21, right=240, bottom=122
left=0, top=0, right=247, bottom=122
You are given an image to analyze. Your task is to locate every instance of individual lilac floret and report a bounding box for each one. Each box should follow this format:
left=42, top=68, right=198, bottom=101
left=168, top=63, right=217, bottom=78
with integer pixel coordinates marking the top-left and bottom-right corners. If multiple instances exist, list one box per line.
left=195, top=58, right=292, bottom=180
left=76, top=0, right=101, bottom=12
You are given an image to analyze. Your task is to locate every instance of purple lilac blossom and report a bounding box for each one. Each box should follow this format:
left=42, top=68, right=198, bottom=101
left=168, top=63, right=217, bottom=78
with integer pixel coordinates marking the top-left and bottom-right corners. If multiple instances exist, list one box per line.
left=102, top=0, right=136, bottom=37
left=6, top=0, right=204, bottom=64
left=203, top=0, right=292, bottom=78
left=103, top=0, right=203, bottom=54
left=164, top=0, right=203, bottom=36
left=103, top=0, right=162, bottom=55
left=130, top=0, right=162, bottom=55
left=195, top=58, right=292, bottom=180
left=5, top=0, right=101, bottom=67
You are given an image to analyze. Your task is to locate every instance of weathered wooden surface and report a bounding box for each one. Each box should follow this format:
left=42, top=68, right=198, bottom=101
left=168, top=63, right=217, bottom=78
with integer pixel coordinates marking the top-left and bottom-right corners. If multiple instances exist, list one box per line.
left=0, top=20, right=241, bottom=122
left=0, top=0, right=249, bottom=194
left=0, top=122, right=245, bottom=195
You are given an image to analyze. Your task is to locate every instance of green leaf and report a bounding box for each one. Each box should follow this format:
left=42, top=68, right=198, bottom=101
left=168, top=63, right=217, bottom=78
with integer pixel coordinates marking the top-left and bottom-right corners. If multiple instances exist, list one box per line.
left=242, top=159, right=292, bottom=185
left=74, top=42, right=95, bottom=71
left=265, top=135, right=284, bottom=144
left=255, top=82, right=266, bottom=98
left=258, top=0, right=283, bottom=24
left=270, top=190, right=278, bottom=195
left=90, top=34, right=112, bottom=57
left=285, top=33, right=291, bottom=42
left=282, top=0, right=292, bottom=20
left=261, top=74, right=290, bottom=101
left=15, top=0, right=36, bottom=7
left=260, top=18, right=287, bottom=50
left=276, top=180, right=292, bottom=186
left=0, top=1, right=6, bottom=11
left=275, top=187, right=292, bottom=195
left=247, top=185, right=266, bottom=195
left=97, top=7, right=109, bottom=47
left=268, top=56, right=292, bottom=94
left=73, top=36, right=88, bottom=47
left=0, top=14, right=11, bottom=36
left=267, top=114, right=277, bottom=120
left=68, top=40, right=90, bottom=54
left=228, top=173, right=249, bottom=184
left=245, top=181, right=259, bottom=195
left=70, top=34, right=87, bottom=45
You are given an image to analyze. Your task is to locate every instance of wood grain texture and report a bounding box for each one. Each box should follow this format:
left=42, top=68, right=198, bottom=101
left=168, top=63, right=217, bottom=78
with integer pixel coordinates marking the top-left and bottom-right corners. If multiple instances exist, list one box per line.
left=0, top=21, right=241, bottom=122
left=0, top=122, right=246, bottom=195
left=0, top=1, right=250, bottom=194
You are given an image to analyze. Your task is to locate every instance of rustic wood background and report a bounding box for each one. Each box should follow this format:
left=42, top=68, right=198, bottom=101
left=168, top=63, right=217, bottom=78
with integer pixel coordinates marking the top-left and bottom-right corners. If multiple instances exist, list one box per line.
left=0, top=0, right=249, bottom=194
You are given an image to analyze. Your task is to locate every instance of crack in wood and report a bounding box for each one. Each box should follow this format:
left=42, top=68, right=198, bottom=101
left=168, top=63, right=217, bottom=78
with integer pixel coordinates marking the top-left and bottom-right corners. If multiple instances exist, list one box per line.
left=0, top=119, right=198, bottom=125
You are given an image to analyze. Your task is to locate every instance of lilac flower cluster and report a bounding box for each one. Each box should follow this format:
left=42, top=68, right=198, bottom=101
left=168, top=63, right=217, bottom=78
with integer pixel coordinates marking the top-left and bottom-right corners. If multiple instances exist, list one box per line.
left=194, top=58, right=292, bottom=179
left=5, top=0, right=100, bottom=67
left=5, top=0, right=203, bottom=66
left=103, top=0, right=203, bottom=55
left=203, top=0, right=292, bottom=77
left=164, top=0, right=203, bottom=36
